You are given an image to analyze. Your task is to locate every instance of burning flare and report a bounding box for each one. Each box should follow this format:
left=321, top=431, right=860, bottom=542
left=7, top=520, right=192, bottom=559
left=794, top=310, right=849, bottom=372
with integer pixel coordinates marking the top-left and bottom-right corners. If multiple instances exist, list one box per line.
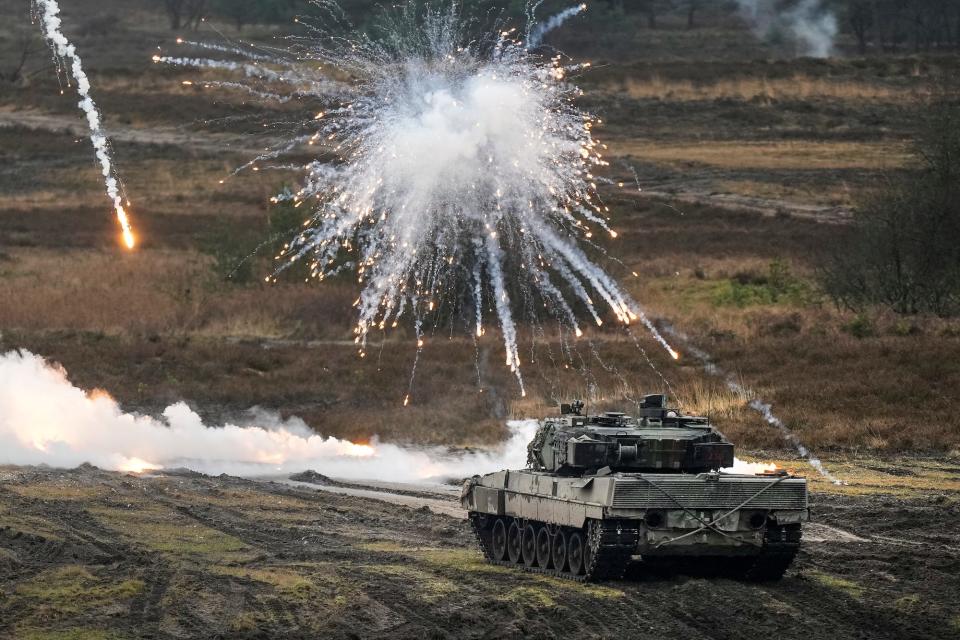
left=33, top=0, right=137, bottom=249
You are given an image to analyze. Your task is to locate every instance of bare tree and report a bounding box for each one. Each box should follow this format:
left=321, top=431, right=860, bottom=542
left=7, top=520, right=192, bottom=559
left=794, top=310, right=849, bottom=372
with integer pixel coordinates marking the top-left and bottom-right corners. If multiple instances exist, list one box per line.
left=161, top=0, right=207, bottom=30
left=684, top=0, right=702, bottom=29
left=822, top=85, right=960, bottom=316
left=635, top=0, right=672, bottom=28
left=3, top=28, right=43, bottom=85
left=847, top=1, right=873, bottom=53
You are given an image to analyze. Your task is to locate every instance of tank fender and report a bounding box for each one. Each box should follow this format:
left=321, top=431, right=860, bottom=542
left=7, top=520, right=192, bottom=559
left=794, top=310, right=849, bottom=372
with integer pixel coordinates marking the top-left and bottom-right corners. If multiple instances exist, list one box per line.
left=503, top=490, right=597, bottom=528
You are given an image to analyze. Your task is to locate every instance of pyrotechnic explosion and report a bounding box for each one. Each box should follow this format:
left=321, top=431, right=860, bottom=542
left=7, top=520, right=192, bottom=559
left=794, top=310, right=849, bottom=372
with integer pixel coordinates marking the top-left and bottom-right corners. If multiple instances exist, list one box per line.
left=32, top=0, right=137, bottom=249
left=154, top=2, right=678, bottom=395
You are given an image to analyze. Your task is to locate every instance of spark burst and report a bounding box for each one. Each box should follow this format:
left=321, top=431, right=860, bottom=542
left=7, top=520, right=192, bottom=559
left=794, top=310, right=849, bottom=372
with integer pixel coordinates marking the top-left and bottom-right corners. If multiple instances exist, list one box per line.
left=157, top=3, right=678, bottom=392
left=33, top=0, right=136, bottom=249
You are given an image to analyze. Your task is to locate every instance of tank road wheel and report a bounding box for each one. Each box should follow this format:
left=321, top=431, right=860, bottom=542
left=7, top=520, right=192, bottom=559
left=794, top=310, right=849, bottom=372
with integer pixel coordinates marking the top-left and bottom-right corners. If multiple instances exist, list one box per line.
left=552, top=529, right=568, bottom=572
left=522, top=524, right=539, bottom=567
left=491, top=519, right=508, bottom=562
left=536, top=527, right=553, bottom=569
left=568, top=531, right=586, bottom=576
left=507, top=520, right=523, bottom=564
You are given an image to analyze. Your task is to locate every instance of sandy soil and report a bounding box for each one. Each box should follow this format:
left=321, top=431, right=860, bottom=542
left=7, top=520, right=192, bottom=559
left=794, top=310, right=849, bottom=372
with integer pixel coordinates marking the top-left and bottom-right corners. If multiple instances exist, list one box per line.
left=1, top=464, right=958, bottom=640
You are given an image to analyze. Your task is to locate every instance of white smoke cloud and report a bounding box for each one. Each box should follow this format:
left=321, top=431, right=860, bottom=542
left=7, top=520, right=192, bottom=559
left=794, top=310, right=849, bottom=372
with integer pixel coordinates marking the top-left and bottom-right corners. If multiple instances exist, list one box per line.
left=734, top=0, right=838, bottom=58
left=0, top=350, right=535, bottom=482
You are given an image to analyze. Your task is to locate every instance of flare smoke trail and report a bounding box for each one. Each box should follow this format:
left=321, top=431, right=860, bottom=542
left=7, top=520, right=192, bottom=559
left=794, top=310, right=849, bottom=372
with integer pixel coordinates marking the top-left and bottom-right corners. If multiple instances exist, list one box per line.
left=660, top=323, right=843, bottom=484
left=528, top=3, right=587, bottom=48
left=734, top=0, right=838, bottom=58
left=32, top=0, right=136, bottom=248
left=0, top=351, right=535, bottom=481
left=155, top=3, right=678, bottom=394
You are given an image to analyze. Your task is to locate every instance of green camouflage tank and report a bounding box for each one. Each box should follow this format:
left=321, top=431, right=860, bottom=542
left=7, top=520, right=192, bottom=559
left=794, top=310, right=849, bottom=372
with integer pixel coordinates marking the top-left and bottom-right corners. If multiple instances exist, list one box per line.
left=462, top=396, right=807, bottom=581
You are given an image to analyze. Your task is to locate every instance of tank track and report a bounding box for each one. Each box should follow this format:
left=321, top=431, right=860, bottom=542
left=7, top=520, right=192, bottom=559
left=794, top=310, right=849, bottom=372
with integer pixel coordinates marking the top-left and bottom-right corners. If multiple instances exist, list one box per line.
left=468, top=513, right=638, bottom=582
left=740, top=522, right=802, bottom=581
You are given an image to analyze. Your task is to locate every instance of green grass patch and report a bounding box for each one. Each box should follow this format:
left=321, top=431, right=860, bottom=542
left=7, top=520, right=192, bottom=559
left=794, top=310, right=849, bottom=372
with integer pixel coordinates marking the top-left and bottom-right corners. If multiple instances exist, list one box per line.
left=361, top=563, right=458, bottom=601
left=14, top=565, right=144, bottom=616
left=413, top=548, right=514, bottom=576
left=497, top=586, right=556, bottom=608
left=90, top=506, right=250, bottom=561
left=894, top=594, right=921, bottom=612
left=210, top=565, right=314, bottom=593
left=712, top=260, right=815, bottom=308
left=14, top=630, right=127, bottom=640
left=7, top=484, right=107, bottom=502
left=808, top=571, right=865, bottom=599
left=395, top=547, right=624, bottom=599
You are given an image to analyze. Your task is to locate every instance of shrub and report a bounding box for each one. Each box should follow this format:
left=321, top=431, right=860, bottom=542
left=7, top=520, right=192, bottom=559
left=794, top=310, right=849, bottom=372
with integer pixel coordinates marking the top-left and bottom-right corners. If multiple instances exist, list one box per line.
left=268, top=197, right=314, bottom=283
left=845, top=313, right=875, bottom=338
left=713, top=259, right=812, bottom=307
left=198, top=220, right=262, bottom=286
left=821, top=88, right=960, bottom=316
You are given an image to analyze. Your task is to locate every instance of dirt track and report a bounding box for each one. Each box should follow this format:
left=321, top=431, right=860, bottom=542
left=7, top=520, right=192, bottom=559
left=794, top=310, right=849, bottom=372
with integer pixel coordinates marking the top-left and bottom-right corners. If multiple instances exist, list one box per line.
left=1, top=464, right=958, bottom=640
left=0, top=109, right=851, bottom=224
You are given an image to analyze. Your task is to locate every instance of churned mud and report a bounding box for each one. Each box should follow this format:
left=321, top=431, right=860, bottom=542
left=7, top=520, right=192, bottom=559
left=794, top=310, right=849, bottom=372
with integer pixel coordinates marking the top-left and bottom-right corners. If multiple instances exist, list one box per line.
left=1, top=463, right=958, bottom=639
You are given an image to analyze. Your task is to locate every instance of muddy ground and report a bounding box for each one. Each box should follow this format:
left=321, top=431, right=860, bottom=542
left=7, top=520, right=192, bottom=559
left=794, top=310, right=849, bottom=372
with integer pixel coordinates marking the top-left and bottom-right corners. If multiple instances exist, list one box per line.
left=1, top=463, right=958, bottom=640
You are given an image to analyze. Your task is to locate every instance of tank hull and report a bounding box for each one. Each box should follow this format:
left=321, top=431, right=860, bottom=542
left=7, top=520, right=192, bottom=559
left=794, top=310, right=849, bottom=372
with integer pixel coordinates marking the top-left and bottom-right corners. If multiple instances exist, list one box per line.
left=463, top=469, right=808, bottom=581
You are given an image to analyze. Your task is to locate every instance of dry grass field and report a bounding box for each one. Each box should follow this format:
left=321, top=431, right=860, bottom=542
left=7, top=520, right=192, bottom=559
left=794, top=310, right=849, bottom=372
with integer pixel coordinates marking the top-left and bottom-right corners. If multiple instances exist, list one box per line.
left=1, top=0, right=959, bottom=461
left=3, top=4, right=960, bottom=639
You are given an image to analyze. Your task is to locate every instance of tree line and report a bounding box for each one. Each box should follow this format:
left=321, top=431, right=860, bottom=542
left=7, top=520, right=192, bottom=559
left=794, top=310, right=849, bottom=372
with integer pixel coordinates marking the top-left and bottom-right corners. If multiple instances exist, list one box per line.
left=151, top=0, right=960, bottom=54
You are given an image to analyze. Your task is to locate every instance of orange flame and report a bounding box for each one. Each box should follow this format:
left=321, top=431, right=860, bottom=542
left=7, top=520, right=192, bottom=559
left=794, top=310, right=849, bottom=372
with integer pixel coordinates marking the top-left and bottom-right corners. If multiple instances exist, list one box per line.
left=118, top=457, right=162, bottom=474
left=116, top=204, right=136, bottom=249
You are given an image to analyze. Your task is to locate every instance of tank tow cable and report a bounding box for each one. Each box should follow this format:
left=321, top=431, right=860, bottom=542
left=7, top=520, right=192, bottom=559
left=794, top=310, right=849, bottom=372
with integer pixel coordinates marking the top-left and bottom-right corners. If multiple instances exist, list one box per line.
left=640, top=474, right=789, bottom=549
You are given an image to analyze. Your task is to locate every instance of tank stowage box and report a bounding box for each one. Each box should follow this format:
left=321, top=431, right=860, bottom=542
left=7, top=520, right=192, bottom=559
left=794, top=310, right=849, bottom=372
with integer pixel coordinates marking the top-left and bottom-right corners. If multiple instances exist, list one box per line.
left=462, top=396, right=808, bottom=581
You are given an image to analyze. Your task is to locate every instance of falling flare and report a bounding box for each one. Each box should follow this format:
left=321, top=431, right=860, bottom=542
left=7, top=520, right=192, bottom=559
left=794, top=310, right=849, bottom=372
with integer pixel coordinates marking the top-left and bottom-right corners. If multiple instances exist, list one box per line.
left=33, top=0, right=137, bottom=249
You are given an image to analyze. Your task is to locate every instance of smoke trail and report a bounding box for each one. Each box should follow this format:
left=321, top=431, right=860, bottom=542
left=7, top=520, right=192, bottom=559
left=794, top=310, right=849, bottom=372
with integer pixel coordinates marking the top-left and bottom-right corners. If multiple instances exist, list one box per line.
left=528, top=3, right=587, bottom=48
left=158, top=3, right=679, bottom=393
left=0, top=350, right=535, bottom=482
left=32, top=0, right=136, bottom=248
left=660, top=323, right=843, bottom=484
left=734, top=0, right=838, bottom=58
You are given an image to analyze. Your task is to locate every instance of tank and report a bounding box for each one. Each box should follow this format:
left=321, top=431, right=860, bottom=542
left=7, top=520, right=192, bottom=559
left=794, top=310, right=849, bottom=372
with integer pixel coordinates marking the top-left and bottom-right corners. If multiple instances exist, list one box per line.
left=462, top=395, right=808, bottom=582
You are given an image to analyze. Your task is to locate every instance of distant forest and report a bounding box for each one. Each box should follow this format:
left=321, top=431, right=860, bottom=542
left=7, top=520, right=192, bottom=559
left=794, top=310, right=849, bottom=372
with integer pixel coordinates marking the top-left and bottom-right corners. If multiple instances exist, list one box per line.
left=151, top=0, right=960, bottom=54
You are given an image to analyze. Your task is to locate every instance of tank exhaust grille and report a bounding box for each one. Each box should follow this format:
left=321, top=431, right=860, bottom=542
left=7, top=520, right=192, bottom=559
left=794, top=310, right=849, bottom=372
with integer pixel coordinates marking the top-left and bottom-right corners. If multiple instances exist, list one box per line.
left=612, top=476, right=807, bottom=510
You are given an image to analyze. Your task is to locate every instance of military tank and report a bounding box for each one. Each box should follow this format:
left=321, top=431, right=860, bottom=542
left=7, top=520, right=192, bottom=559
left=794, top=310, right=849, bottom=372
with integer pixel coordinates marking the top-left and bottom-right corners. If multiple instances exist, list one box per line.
left=462, top=395, right=807, bottom=582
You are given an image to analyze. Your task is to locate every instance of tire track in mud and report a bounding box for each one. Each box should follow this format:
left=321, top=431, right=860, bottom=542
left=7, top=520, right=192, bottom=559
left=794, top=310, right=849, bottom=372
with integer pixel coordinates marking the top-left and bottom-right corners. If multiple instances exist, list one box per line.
left=128, top=563, right=173, bottom=635
left=3, top=467, right=959, bottom=639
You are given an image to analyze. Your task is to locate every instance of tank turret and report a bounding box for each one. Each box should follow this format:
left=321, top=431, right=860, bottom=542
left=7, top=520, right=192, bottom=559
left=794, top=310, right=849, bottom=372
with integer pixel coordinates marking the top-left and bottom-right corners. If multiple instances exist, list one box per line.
left=526, top=395, right=734, bottom=475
